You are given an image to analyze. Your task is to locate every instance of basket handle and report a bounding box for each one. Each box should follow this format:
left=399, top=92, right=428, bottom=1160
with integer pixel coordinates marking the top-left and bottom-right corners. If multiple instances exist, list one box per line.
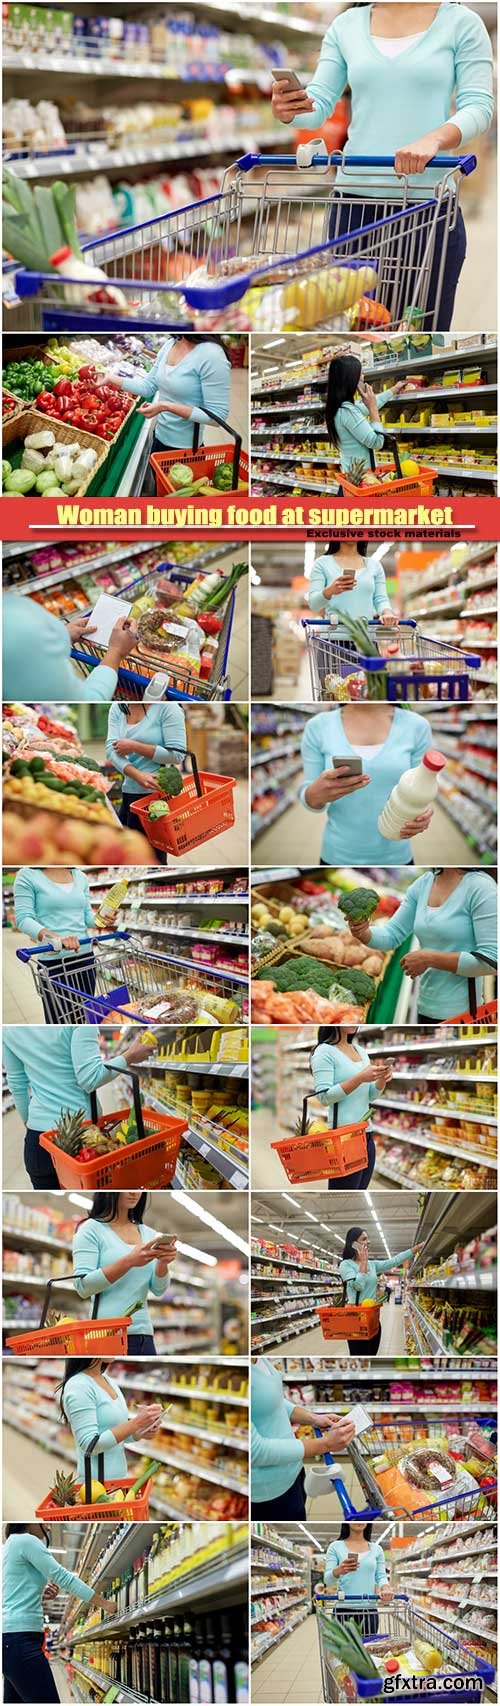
left=39, top=1274, right=101, bottom=1328
left=162, top=745, right=203, bottom=799
left=84, top=1438, right=105, bottom=1503
left=190, top=408, right=242, bottom=490
left=466, top=964, right=497, bottom=1019
left=301, top=1093, right=338, bottom=1135
left=90, top=1071, right=145, bottom=1145
left=368, top=432, right=403, bottom=478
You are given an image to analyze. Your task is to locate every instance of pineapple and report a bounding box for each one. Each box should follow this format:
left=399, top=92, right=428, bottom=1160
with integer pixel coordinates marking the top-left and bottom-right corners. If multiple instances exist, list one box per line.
left=50, top=1469, right=80, bottom=1508
left=55, top=1108, right=111, bottom=1158
left=345, top=457, right=368, bottom=487
left=293, top=1113, right=328, bottom=1136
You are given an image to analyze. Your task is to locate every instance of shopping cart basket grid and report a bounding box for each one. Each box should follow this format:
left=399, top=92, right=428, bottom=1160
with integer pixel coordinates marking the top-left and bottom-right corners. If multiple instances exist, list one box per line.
left=302, top=619, right=481, bottom=703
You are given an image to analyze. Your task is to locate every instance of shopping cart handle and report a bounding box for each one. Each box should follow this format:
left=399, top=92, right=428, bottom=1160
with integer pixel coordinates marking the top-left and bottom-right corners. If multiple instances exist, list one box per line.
left=236, top=150, right=476, bottom=175
left=16, top=930, right=130, bottom=962
left=313, top=1428, right=383, bottom=1520
left=300, top=618, right=417, bottom=630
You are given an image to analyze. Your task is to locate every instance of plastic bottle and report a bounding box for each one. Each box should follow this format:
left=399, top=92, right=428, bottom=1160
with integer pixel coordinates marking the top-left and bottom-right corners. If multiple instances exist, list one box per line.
left=378, top=750, right=446, bottom=839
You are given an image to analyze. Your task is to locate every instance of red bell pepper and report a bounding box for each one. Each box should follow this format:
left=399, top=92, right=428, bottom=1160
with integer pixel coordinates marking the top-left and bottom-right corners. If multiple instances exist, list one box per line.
left=53, top=379, right=73, bottom=397
left=36, top=390, right=56, bottom=411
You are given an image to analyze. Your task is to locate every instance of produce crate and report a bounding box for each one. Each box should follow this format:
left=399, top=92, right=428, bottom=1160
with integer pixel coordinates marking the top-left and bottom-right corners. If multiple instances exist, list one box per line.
left=40, top=1104, right=186, bottom=1188
left=253, top=941, right=384, bottom=1017
left=2, top=780, right=114, bottom=830
left=2, top=407, right=108, bottom=495
left=36, top=1475, right=152, bottom=1522
left=2, top=391, right=26, bottom=430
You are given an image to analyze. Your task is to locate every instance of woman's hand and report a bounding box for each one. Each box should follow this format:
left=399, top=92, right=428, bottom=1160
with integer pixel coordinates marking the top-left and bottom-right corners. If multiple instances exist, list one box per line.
left=326, top=575, right=356, bottom=598
left=358, top=381, right=380, bottom=422
left=379, top=609, right=397, bottom=626
left=105, top=616, right=138, bottom=664
left=138, top=771, right=159, bottom=792
left=113, top=738, right=136, bottom=757
left=138, top=401, right=166, bottom=418
left=67, top=615, right=98, bottom=645
left=38, top=928, right=58, bottom=946
left=126, top=1238, right=166, bottom=1270
left=400, top=949, right=432, bottom=979
left=305, top=768, right=370, bottom=810
left=400, top=807, right=433, bottom=839
left=129, top=1403, right=163, bottom=1437
left=376, top=1585, right=393, bottom=1603
left=271, top=78, right=315, bottom=124
left=61, top=936, right=81, bottom=952
left=42, top=1582, right=59, bottom=1603
left=347, top=919, right=372, bottom=944
left=318, top=1416, right=356, bottom=1454
left=124, top=1038, right=155, bottom=1066
left=333, top=1559, right=359, bottom=1576
left=95, top=1594, right=118, bottom=1616
left=395, top=131, right=444, bottom=176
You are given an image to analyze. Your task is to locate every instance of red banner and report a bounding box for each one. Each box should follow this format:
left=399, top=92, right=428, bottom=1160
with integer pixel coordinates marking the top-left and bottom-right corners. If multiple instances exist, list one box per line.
left=1, top=493, right=500, bottom=540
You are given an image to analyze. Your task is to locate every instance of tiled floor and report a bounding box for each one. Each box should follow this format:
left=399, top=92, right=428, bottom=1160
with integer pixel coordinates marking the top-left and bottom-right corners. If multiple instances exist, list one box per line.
left=252, top=1612, right=323, bottom=1704
left=251, top=797, right=476, bottom=866
left=251, top=1294, right=406, bottom=1359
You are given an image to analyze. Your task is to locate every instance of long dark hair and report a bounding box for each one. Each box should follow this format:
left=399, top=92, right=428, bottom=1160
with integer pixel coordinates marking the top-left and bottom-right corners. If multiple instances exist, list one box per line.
left=339, top=1523, right=373, bottom=1540
left=325, top=542, right=368, bottom=558
left=342, top=1227, right=366, bottom=1261
left=326, top=355, right=363, bottom=445
left=57, top=1358, right=108, bottom=1419
left=85, top=1192, right=148, bottom=1225
left=6, top=1524, right=50, bottom=1545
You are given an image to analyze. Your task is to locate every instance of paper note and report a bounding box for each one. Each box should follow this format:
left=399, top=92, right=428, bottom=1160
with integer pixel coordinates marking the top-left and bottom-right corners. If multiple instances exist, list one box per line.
left=87, top=592, right=132, bottom=647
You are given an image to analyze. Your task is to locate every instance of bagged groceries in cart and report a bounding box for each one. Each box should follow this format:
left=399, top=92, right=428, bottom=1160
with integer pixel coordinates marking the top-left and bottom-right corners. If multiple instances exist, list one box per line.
left=316, top=1594, right=495, bottom=1701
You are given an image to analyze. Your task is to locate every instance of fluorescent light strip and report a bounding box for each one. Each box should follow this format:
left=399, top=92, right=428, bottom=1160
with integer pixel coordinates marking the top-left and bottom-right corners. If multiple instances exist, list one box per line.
left=175, top=1194, right=249, bottom=1257
left=174, top=1240, right=218, bottom=1268
left=298, top=1523, right=324, bottom=1551
left=282, top=1194, right=302, bottom=1209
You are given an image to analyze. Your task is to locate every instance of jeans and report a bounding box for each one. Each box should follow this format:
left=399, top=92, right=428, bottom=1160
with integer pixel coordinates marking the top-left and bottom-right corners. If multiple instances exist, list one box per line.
left=329, top=197, right=466, bottom=331
left=348, top=1325, right=382, bottom=1357
left=252, top=1468, right=306, bottom=1520
left=24, top=1128, right=60, bottom=1189
left=119, top=792, right=166, bottom=865
left=3, top=1632, right=60, bottom=1703
left=328, top=1133, right=376, bottom=1192
left=127, top=1333, right=156, bottom=1356
left=39, top=951, right=96, bottom=1024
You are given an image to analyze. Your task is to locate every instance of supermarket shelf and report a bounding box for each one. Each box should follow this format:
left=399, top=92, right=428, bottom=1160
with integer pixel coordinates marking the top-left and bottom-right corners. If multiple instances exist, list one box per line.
left=252, top=1254, right=337, bottom=1275
left=127, top=1414, right=247, bottom=1452
left=406, top=1299, right=447, bottom=1354
left=153, top=1059, right=248, bottom=1078
left=70, top=1662, right=138, bottom=1701
left=409, top=1275, right=495, bottom=1292
left=147, top=1095, right=249, bottom=1190
left=252, top=1605, right=310, bottom=1665
left=413, top=1604, right=497, bottom=1644
left=5, top=127, right=285, bottom=179
left=126, top=1438, right=247, bottom=1497
left=372, top=1120, right=497, bottom=1169
left=370, top=1039, right=497, bottom=1055
left=69, top=1547, right=247, bottom=1647
left=12, top=543, right=148, bottom=596
left=126, top=924, right=249, bottom=947
left=140, top=950, right=248, bottom=985
left=251, top=1592, right=308, bottom=1628
left=3, top=1224, right=69, bottom=1255
left=251, top=740, right=300, bottom=765
left=252, top=1534, right=299, bottom=1561
left=376, top=1096, right=496, bottom=1126
left=389, top=1073, right=496, bottom=1084
left=120, top=1377, right=248, bottom=1407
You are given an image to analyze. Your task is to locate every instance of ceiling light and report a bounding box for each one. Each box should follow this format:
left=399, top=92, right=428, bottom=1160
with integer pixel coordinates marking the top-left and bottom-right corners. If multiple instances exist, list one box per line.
left=333, top=1234, right=344, bottom=1244
left=68, top=1193, right=93, bottom=1210
left=365, top=1192, right=373, bottom=1206
left=251, top=1215, right=265, bottom=1223
left=175, top=1240, right=217, bottom=1267
left=268, top=1224, right=284, bottom=1232
left=303, top=1210, right=319, bottom=1222
left=282, top=1194, right=302, bottom=1208
left=176, top=1195, right=248, bottom=1257
left=298, top=1522, right=324, bottom=1550
left=261, top=339, right=287, bottom=349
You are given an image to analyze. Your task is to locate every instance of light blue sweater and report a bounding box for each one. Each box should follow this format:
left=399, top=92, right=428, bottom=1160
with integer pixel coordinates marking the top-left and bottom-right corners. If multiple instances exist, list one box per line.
left=335, top=390, right=395, bottom=472
left=3, top=1532, right=93, bottom=1633
left=14, top=867, right=95, bottom=942
left=62, top=1370, right=129, bottom=1480
left=106, top=702, right=186, bottom=796
left=339, top=1249, right=413, bottom=1305
left=368, top=870, right=498, bottom=1019
left=324, top=1539, right=387, bottom=1596
left=300, top=706, right=431, bottom=864
left=251, top=1357, right=304, bottom=1503
left=311, top=1041, right=379, bottom=1128
left=308, top=554, right=392, bottom=618
left=292, top=4, right=493, bottom=190
left=73, top=1217, right=168, bottom=1339
left=2, top=1025, right=128, bottom=1132
left=2, top=593, right=116, bottom=704
left=124, top=338, right=230, bottom=448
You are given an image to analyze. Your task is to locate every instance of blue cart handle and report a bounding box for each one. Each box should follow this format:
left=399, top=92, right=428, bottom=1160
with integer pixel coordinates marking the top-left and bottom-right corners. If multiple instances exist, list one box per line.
left=313, top=1427, right=383, bottom=1520
left=237, top=150, right=476, bottom=175
left=301, top=618, right=417, bottom=630
left=16, top=930, right=130, bottom=962
left=315, top=1592, right=403, bottom=1603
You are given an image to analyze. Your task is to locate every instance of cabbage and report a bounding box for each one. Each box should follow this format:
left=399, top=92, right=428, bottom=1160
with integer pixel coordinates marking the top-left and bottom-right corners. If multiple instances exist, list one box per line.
left=2, top=460, right=12, bottom=481
left=36, top=469, right=60, bottom=493
left=168, top=463, right=194, bottom=490
left=148, top=800, right=171, bottom=820
left=3, top=468, right=37, bottom=493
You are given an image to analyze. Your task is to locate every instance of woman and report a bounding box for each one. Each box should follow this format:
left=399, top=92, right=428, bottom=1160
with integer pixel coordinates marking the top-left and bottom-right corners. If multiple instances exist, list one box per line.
left=324, top=1523, right=391, bottom=1637
left=251, top=1356, right=355, bottom=1519
left=324, top=355, right=410, bottom=475
left=73, top=1192, right=177, bottom=1357
left=272, top=3, right=494, bottom=329
left=340, top=1227, right=418, bottom=1353
left=14, top=865, right=104, bottom=1025
left=111, top=334, right=230, bottom=471
left=311, top=1025, right=392, bottom=1191
left=300, top=703, right=433, bottom=866
left=348, top=868, right=498, bottom=1021
left=2, top=1025, right=151, bottom=1189
left=106, top=699, right=186, bottom=867
left=3, top=1523, right=116, bottom=1704
left=3, top=595, right=136, bottom=703
left=59, top=1358, right=163, bottom=1485
left=308, top=541, right=396, bottom=624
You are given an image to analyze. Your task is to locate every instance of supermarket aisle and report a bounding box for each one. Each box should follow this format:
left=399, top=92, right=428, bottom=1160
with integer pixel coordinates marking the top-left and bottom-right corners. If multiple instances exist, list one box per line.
left=230, top=573, right=250, bottom=697
left=3, top=929, right=43, bottom=1023
left=252, top=1614, right=322, bottom=1705
left=268, top=1295, right=406, bottom=1359
left=252, top=796, right=477, bottom=866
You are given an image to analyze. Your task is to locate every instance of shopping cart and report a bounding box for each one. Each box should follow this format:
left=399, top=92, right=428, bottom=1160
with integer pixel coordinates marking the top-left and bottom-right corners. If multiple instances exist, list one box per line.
left=318, top=1422, right=498, bottom=1520
left=302, top=617, right=481, bottom=702
left=5, top=1275, right=132, bottom=1356
left=315, top=1593, right=495, bottom=1701
left=10, top=151, right=476, bottom=333
left=70, top=563, right=236, bottom=700
left=17, top=927, right=246, bottom=1022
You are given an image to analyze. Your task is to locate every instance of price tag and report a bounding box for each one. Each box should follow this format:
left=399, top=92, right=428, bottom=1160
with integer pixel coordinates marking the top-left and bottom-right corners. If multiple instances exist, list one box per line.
left=198, top=1144, right=211, bottom=1158
left=230, top=1169, right=248, bottom=1188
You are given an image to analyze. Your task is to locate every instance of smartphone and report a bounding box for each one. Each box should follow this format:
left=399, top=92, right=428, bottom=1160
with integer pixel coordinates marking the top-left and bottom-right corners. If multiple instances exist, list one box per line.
left=331, top=757, right=363, bottom=776
left=151, top=1238, right=176, bottom=1254
left=346, top=1554, right=358, bottom=1567
left=338, top=571, right=357, bottom=583
left=272, top=67, right=303, bottom=91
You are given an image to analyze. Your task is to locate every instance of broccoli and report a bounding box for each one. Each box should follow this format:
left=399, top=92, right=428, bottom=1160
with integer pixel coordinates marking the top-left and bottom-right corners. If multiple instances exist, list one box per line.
left=157, top=764, right=183, bottom=798
left=338, top=888, right=379, bottom=923
left=329, top=967, right=376, bottom=1002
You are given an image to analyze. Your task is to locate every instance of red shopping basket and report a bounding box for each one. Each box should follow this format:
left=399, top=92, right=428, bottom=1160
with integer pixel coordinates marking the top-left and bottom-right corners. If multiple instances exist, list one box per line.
left=339, top=434, right=437, bottom=498
left=5, top=1276, right=131, bottom=1356
left=317, top=1294, right=381, bottom=1341
left=442, top=975, right=497, bottom=1025
left=39, top=1076, right=186, bottom=1188
left=131, top=748, right=235, bottom=855
left=271, top=1095, right=368, bottom=1183
left=151, top=409, right=248, bottom=496
left=35, top=1444, right=154, bottom=1522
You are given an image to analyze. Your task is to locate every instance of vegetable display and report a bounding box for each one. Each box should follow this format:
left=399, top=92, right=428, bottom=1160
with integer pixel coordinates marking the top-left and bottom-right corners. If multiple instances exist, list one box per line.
left=256, top=953, right=376, bottom=1003
left=35, top=370, right=133, bottom=440
left=2, top=427, right=100, bottom=496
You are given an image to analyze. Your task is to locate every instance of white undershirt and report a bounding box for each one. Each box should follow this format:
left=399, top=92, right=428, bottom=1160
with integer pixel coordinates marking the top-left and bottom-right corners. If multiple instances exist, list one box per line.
left=350, top=743, right=385, bottom=759
left=372, top=32, right=426, bottom=57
